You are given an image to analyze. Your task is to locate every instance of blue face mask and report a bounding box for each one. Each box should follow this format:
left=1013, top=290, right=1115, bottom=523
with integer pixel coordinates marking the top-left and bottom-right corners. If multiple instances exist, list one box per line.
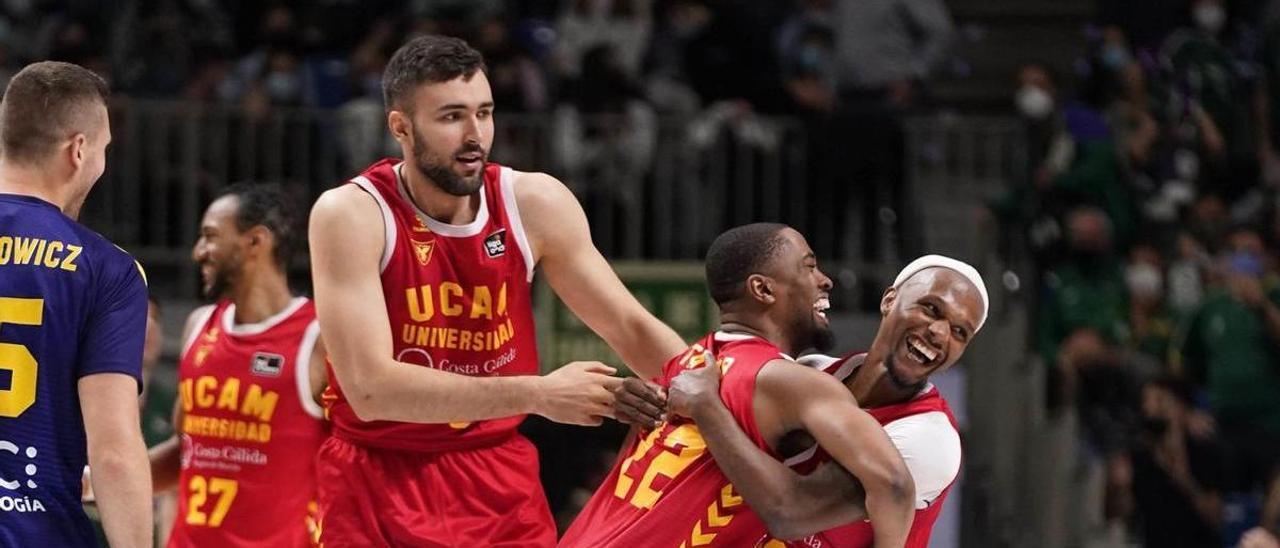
left=797, top=44, right=830, bottom=74
left=1101, top=45, right=1131, bottom=72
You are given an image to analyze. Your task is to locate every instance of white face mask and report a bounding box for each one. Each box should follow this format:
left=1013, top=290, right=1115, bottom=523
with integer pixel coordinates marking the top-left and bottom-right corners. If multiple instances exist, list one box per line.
left=1194, top=3, right=1227, bottom=35
left=1126, top=263, right=1164, bottom=299
left=1016, top=86, right=1054, bottom=120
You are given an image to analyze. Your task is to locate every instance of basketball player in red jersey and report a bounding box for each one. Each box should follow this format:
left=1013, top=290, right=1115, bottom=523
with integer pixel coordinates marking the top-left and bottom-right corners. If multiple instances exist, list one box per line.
left=148, top=184, right=327, bottom=547
left=634, top=255, right=987, bottom=548
left=307, top=35, right=686, bottom=546
left=559, top=223, right=916, bottom=547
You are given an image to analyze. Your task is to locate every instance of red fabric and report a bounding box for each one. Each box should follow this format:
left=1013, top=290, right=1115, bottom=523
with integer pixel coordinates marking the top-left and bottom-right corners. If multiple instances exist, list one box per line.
left=767, top=357, right=962, bottom=548
left=168, top=300, right=326, bottom=548
left=314, top=435, right=555, bottom=547
left=322, top=158, right=539, bottom=452
left=560, top=333, right=788, bottom=548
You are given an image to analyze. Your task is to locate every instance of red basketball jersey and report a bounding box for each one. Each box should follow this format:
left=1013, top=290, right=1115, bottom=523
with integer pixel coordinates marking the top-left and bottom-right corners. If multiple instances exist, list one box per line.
left=322, top=159, right=540, bottom=452
left=169, top=298, right=326, bottom=548
left=759, top=354, right=961, bottom=548
left=560, top=332, right=795, bottom=548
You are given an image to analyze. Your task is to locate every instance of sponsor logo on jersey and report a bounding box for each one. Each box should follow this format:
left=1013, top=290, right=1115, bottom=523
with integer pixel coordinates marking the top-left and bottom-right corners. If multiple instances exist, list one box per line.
left=250, top=352, right=284, bottom=377
left=484, top=229, right=506, bottom=258
left=411, top=239, right=435, bottom=266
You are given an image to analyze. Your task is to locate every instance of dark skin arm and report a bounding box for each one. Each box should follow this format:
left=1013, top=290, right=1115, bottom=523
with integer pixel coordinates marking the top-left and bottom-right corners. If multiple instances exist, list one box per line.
left=665, top=362, right=870, bottom=540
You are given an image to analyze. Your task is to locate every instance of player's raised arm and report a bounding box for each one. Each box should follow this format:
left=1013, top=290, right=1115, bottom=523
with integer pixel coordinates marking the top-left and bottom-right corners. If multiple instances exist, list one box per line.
left=756, top=360, right=916, bottom=547
left=516, top=172, right=686, bottom=379
left=310, top=185, right=620, bottom=425
left=665, top=361, right=869, bottom=540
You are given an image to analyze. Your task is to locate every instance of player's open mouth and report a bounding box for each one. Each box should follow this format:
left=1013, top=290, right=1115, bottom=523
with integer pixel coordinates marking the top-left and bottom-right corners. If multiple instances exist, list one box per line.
left=905, top=334, right=939, bottom=366
left=814, top=296, right=830, bottom=321
left=455, top=152, right=484, bottom=170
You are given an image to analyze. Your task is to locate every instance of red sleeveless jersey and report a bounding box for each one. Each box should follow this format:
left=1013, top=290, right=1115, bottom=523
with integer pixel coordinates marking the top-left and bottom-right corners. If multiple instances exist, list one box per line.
left=322, top=158, right=540, bottom=452
left=759, top=354, right=961, bottom=548
left=561, top=332, right=794, bottom=548
left=169, top=298, right=326, bottom=548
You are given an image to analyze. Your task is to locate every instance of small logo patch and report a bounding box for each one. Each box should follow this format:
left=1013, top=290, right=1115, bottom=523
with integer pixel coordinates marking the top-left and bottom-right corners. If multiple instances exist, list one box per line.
left=411, top=240, right=435, bottom=266
left=250, top=353, right=285, bottom=377
left=484, top=230, right=507, bottom=258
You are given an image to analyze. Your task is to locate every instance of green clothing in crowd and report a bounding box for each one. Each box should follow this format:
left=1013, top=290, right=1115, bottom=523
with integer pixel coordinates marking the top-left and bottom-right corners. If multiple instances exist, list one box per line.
left=1179, top=288, right=1280, bottom=435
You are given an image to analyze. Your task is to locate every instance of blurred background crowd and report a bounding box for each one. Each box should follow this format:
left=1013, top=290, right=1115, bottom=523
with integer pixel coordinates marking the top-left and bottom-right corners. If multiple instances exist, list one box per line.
left=10, top=0, right=1280, bottom=546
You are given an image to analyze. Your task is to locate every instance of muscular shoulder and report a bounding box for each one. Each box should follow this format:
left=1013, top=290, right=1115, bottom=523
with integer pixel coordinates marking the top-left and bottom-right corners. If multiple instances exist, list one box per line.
left=510, top=170, right=579, bottom=219
left=757, top=358, right=852, bottom=401
left=312, top=184, right=380, bottom=223
left=508, top=170, right=587, bottom=260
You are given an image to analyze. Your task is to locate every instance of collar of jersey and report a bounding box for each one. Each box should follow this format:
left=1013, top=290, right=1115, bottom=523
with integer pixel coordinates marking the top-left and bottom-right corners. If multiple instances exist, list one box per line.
left=222, top=297, right=308, bottom=336
left=394, top=161, right=490, bottom=237
left=713, top=330, right=796, bottom=361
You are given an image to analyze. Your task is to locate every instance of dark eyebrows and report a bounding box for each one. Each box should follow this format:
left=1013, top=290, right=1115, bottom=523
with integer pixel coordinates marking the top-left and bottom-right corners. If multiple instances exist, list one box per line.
left=436, top=101, right=495, bottom=113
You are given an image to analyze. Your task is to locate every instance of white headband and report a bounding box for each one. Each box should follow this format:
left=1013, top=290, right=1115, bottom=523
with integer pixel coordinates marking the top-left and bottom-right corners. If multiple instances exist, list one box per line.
left=892, top=254, right=990, bottom=332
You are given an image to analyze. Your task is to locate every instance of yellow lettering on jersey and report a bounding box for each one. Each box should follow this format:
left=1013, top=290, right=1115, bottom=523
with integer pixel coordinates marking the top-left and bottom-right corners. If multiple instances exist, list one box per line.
left=398, top=317, right=518, bottom=352
left=196, top=376, right=217, bottom=407
left=180, top=379, right=194, bottom=412
left=0, top=236, right=81, bottom=272
left=440, top=282, right=463, bottom=317
left=13, top=237, right=38, bottom=264
left=240, top=384, right=279, bottom=422
left=31, top=239, right=46, bottom=266
left=470, top=285, right=493, bottom=320
left=407, top=286, right=434, bottom=322
left=215, top=378, right=240, bottom=412
left=42, top=241, right=62, bottom=268
left=60, top=245, right=81, bottom=272
left=497, top=283, right=507, bottom=317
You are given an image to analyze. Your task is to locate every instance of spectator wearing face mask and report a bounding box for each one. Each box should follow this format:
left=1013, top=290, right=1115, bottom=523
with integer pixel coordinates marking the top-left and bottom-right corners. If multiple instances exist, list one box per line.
left=1127, top=243, right=1179, bottom=366
left=1179, top=225, right=1280, bottom=516
left=1162, top=0, right=1257, bottom=201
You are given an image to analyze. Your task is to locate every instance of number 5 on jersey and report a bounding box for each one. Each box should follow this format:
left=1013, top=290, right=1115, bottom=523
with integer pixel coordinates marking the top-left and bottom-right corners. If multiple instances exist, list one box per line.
left=0, top=297, right=43, bottom=418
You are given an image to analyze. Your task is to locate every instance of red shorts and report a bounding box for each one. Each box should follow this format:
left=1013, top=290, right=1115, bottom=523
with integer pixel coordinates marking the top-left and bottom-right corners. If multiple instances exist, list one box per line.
left=315, top=433, right=556, bottom=547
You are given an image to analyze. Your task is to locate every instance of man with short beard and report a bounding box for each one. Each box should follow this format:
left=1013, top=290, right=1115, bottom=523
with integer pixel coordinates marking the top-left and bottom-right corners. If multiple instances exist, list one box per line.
left=146, top=184, right=328, bottom=547
left=308, top=35, right=687, bottom=546
left=619, top=255, right=988, bottom=547
left=560, top=223, right=916, bottom=547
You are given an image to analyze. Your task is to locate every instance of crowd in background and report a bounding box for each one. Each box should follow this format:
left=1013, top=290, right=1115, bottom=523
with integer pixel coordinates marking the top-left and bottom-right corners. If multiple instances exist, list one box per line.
left=19, top=0, right=1280, bottom=545
left=996, top=0, right=1280, bottom=545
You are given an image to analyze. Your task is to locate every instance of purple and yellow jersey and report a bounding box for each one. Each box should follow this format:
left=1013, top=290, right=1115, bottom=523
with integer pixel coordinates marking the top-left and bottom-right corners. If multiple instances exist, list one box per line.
left=0, top=193, right=148, bottom=546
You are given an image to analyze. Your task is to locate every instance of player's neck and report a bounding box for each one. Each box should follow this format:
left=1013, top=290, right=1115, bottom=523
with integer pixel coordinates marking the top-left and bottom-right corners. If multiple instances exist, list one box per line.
left=719, top=316, right=796, bottom=356
left=401, top=163, right=481, bottom=225
left=846, top=352, right=915, bottom=408
left=0, top=161, right=74, bottom=213
left=229, top=266, right=294, bottom=325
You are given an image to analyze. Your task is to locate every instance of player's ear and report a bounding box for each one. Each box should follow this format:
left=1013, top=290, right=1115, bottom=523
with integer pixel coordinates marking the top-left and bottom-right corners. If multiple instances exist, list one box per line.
left=747, top=274, right=775, bottom=305
left=880, top=286, right=898, bottom=317
left=246, top=225, right=273, bottom=255
left=387, top=110, right=412, bottom=145
left=68, top=133, right=87, bottom=170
